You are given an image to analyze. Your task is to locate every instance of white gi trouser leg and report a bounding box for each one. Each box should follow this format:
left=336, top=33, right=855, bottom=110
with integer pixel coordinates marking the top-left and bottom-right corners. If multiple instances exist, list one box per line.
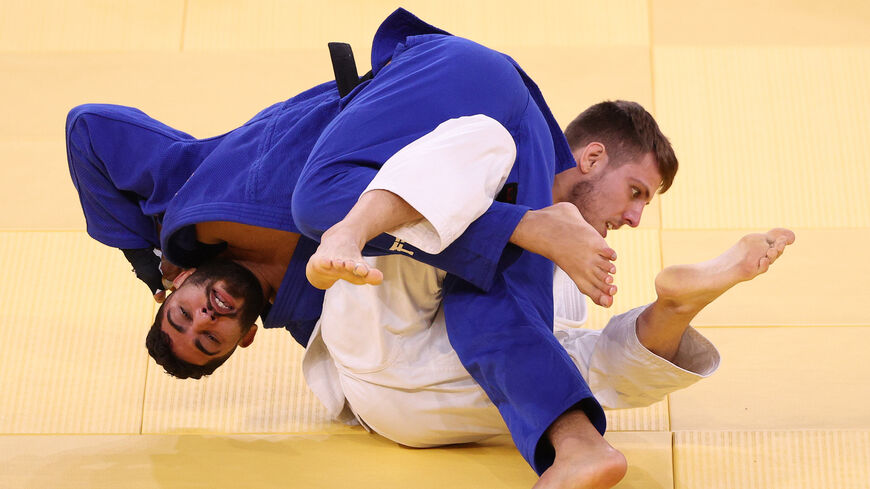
left=306, top=255, right=721, bottom=447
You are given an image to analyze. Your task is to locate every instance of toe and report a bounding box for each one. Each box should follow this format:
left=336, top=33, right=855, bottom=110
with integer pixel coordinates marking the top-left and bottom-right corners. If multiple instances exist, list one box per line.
left=769, top=228, right=796, bottom=245
left=366, top=268, right=384, bottom=285
left=352, top=262, right=369, bottom=277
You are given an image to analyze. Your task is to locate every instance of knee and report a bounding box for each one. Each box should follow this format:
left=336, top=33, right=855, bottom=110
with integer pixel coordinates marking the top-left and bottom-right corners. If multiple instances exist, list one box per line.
left=65, top=104, right=119, bottom=145
left=290, top=185, right=325, bottom=240
left=66, top=104, right=98, bottom=142
left=292, top=165, right=371, bottom=240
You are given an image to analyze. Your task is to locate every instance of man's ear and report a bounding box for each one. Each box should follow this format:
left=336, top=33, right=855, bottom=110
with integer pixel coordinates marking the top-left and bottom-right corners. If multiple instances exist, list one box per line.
left=573, top=142, right=609, bottom=174
left=239, top=324, right=258, bottom=348
left=172, top=269, right=195, bottom=289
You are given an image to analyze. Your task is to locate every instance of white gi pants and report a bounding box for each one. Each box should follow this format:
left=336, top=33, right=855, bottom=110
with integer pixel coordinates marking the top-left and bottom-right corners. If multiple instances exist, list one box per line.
left=304, top=257, right=719, bottom=447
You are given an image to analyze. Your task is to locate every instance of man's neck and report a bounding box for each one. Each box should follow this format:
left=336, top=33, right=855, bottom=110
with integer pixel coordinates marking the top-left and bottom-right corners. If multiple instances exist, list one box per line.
left=195, top=221, right=301, bottom=302
left=551, top=169, right=574, bottom=203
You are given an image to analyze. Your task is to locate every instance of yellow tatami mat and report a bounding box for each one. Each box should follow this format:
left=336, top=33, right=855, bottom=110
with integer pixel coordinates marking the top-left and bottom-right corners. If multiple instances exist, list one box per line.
left=0, top=0, right=184, bottom=51
left=661, top=229, right=870, bottom=326
left=652, top=0, right=870, bottom=45
left=0, top=141, right=82, bottom=230
left=654, top=46, right=870, bottom=230
left=0, top=52, right=330, bottom=143
left=142, top=329, right=351, bottom=434
left=674, top=431, right=870, bottom=489
left=0, top=431, right=673, bottom=489
left=0, top=232, right=152, bottom=433
left=182, top=0, right=648, bottom=53
left=669, top=326, right=870, bottom=431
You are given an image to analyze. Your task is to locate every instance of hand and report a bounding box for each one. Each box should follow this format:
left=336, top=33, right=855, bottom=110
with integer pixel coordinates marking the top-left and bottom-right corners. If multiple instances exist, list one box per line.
left=121, top=248, right=172, bottom=303
left=509, top=203, right=618, bottom=307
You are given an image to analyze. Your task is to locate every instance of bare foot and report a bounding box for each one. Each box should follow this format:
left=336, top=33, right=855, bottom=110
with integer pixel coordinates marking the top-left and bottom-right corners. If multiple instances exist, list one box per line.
left=534, top=411, right=627, bottom=489
left=511, top=203, right=618, bottom=307
left=305, top=225, right=384, bottom=290
left=654, top=228, right=795, bottom=316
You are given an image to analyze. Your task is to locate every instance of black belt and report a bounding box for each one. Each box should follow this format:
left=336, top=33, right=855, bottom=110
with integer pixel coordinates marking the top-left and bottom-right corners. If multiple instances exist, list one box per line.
left=328, top=42, right=373, bottom=98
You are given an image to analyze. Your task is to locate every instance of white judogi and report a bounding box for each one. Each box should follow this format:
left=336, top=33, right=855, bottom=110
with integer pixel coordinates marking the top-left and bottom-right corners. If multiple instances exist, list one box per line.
left=303, top=258, right=720, bottom=447
left=299, top=114, right=720, bottom=447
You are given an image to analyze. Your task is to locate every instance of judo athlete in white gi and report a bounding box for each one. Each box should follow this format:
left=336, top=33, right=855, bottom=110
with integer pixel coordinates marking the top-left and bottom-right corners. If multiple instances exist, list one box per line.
left=302, top=112, right=795, bottom=489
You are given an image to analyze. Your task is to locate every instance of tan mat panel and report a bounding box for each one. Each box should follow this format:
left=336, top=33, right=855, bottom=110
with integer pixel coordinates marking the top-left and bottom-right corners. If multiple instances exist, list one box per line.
left=605, top=401, right=669, bottom=432
left=674, top=431, right=870, bottom=489
left=653, top=0, right=870, bottom=45
left=654, top=46, right=870, bottom=229
left=142, top=327, right=350, bottom=434
left=0, top=433, right=535, bottom=489
left=608, top=431, right=674, bottom=489
left=0, top=232, right=152, bottom=433
left=0, top=45, right=656, bottom=140
left=662, top=229, right=870, bottom=326
left=586, top=229, right=660, bottom=330
left=183, top=0, right=647, bottom=53
left=669, top=326, right=870, bottom=431
left=0, top=431, right=670, bottom=489
left=0, top=0, right=184, bottom=51
left=0, top=52, right=333, bottom=142
left=0, top=141, right=85, bottom=230
left=508, top=46, right=655, bottom=150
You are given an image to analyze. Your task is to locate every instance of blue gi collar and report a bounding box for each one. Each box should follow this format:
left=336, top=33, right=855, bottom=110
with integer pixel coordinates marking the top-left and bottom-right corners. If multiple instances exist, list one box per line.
left=371, top=8, right=575, bottom=174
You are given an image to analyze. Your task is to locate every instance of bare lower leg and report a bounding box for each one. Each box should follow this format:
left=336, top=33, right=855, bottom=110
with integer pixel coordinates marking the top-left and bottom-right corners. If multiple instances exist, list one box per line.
left=306, top=190, right=422, bottom=289
left=534, top=410, right=627, bottom=489
left=637, top=228, right=795, bottom=361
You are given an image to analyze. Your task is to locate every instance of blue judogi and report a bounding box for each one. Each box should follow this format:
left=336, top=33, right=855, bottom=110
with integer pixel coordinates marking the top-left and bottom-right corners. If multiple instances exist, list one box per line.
left=66, top=8, right=605, bottom=474
left=66, top=83, right=339, bottom=345
left=293, top=10, right=605, bottom=473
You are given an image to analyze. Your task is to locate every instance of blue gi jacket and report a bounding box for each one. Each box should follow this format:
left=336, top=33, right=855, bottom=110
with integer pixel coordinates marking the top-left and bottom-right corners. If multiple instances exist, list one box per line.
left=67, top=8, right=601, bottom=474
left=67, top=82, right=340, bottom=346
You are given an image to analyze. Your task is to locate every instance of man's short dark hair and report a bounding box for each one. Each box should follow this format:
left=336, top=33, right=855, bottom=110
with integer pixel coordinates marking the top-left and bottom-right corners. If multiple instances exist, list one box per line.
left=145, top=300, right=236, bottom=380
left=564, top=100, right=678, bottom=193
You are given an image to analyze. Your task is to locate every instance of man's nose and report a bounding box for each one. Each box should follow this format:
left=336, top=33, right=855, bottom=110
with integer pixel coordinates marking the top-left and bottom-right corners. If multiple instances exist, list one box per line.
left=192, top=307, right=217, bottom=331
left=623, top=204, right=644, bottom=228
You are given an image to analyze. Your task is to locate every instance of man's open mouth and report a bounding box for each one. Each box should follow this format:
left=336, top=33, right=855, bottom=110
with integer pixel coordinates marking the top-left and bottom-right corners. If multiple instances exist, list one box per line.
left=211, top=285, right=236, bottom=315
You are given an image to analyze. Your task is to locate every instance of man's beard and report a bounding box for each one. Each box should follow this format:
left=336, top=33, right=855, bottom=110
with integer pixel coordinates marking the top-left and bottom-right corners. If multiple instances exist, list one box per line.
left=569, top=176, right=603, bottom=230
left=187, top=258, right=265, bottom=326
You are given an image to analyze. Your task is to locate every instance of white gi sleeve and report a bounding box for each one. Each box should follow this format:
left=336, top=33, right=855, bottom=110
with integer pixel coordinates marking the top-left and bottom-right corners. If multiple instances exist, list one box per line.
left=555, top=306, right=721, bottom=409
left=362, top=114, right=516, bottom=254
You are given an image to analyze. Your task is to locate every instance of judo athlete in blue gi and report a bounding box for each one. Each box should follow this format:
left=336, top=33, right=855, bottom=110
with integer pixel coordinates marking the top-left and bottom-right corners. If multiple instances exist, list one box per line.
left=64, top=8, right=709, bottom=488
left=289, top=11, right=655, bottom=483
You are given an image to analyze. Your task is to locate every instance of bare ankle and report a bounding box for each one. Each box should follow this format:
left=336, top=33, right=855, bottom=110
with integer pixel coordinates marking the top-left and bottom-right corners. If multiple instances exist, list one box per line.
left=539, top=410, right=627, bottom=489
left=321, top=221, right=367, bottom=250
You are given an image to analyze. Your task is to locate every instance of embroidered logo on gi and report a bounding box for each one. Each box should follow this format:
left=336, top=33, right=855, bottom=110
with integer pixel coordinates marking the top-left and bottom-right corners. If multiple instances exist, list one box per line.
left=496, top=182, right=518, bottom=204
left=389, top=238, right=414, bottom=255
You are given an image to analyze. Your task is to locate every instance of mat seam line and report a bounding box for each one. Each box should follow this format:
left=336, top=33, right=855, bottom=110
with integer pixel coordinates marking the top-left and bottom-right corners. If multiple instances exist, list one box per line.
left=138, top=302, right=157, bottom=435
left=179, top=0, right=189, bottom=52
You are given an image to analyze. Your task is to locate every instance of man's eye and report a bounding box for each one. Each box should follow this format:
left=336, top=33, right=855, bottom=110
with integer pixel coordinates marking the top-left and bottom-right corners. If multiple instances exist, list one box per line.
left=181, top=307, right=191, bottom=320
left=631, top=187, right=640, bottom=198
left=206, top=334, right=219, bottom=343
